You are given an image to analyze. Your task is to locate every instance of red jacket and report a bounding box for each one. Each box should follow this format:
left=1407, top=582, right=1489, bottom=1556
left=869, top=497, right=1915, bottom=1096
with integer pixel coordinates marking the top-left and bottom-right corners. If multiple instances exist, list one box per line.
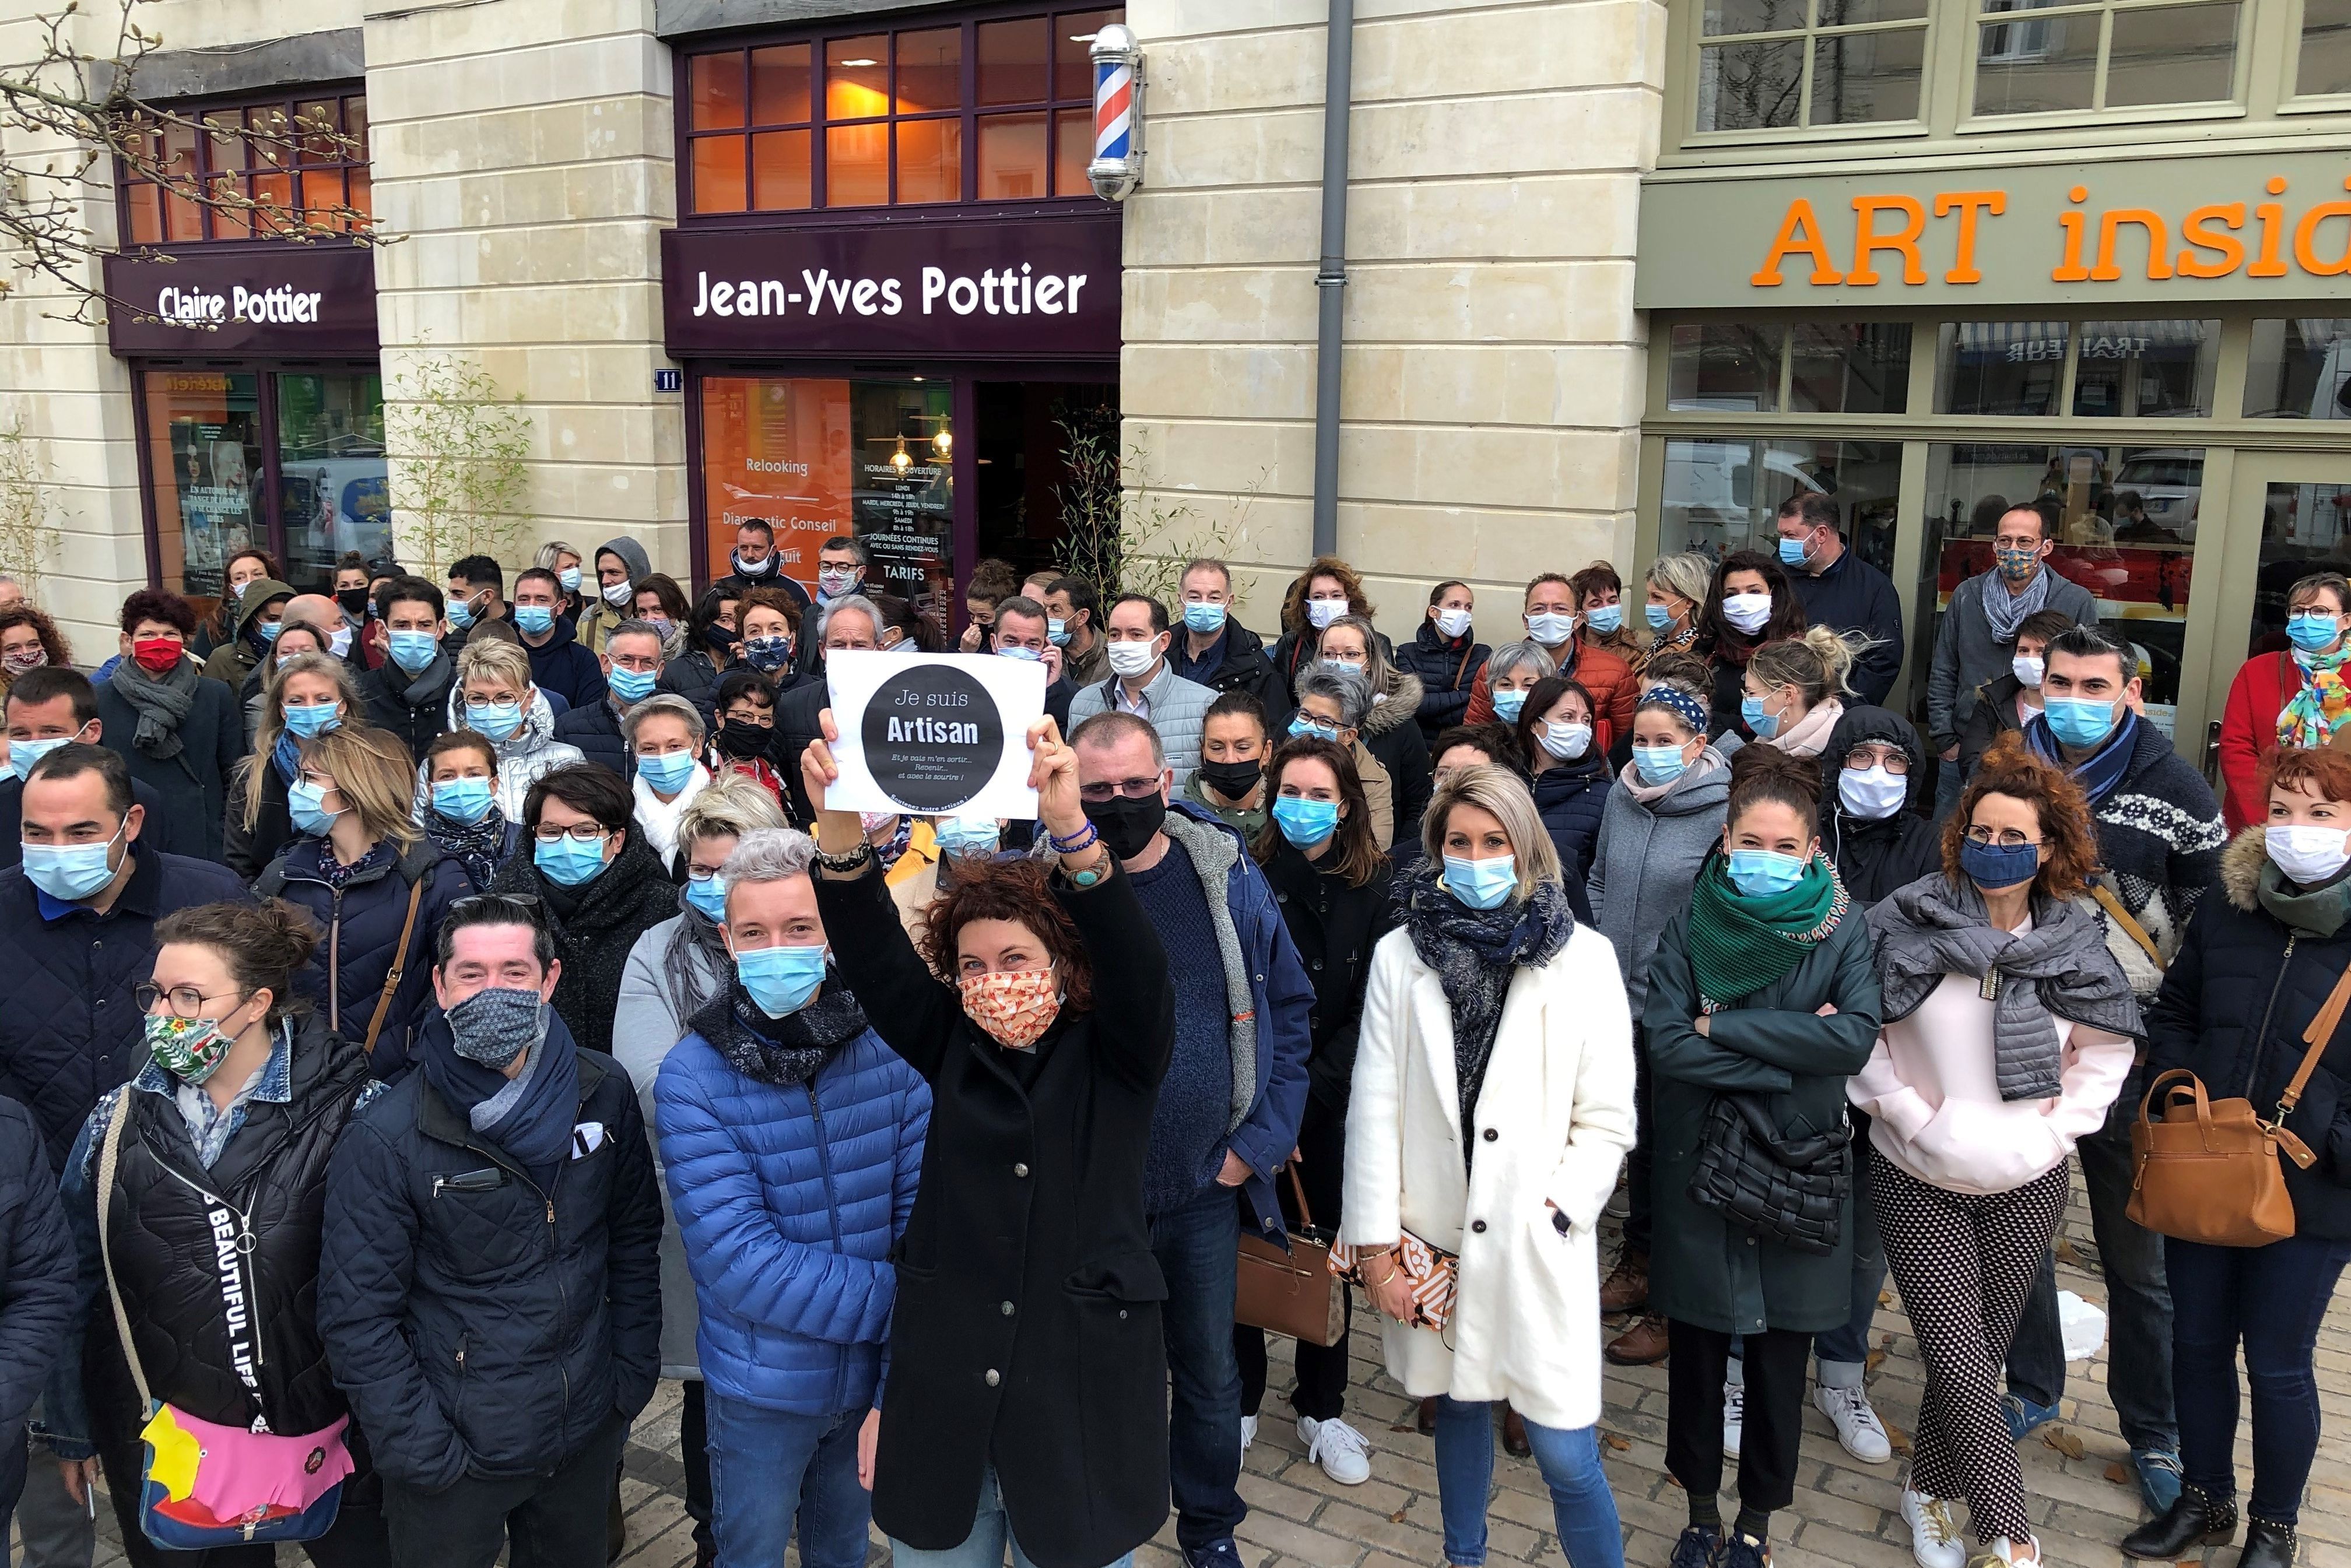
left=1464, top=638, right=1636, bottom=755
left=2218, top=650, right=2299, bottom=832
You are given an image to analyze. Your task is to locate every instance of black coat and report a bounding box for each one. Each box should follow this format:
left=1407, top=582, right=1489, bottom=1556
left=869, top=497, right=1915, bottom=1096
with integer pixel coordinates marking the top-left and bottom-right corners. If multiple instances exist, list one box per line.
left=812, top=859, right=1173, bottom=1568
left=1360, top=698, right=1433, bottom=849
left=1394, top=621, right=1490, bottom=743
left=2146, top=830, right=2351, bottom=1237
left=259, top=836, right=473, bottom=1081
left=1531, top=758, right=1610, bottom=922
left=771, top=676, right=830, bottom=824
left=1261, top=842, right=1393, bottom=1117
left=359, top=656, right=456, bottom=766
left=1958, top=673, right=2029, bottom=782
left=657, top=648, right=726, bottom=727
left=1821, top=705, right=1943, bottom=908
left=0, top=776, right=165, bottom=870
left=1170, top=618, right=1288, bottom=720
left=93, top=676, right=244, bottom=864
left=520, top=617, right=609, bottom=712
left=0, top=1095, right=72, bottom=1435
left=487, top=832, right=679, bottom=1058
left=1788, top=547, right=1904, bottom=708
left=553, top=697, right=633, bottom=782
left=317, top=1021, right=662, bottom=1489
left=0, top=846, right=253, bottom=1170
left=223, top=762, right=296, bottom=884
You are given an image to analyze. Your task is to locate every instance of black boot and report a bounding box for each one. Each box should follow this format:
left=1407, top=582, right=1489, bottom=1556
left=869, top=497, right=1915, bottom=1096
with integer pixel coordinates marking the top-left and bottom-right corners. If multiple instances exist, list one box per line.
left=2122, top=1483, right=2237, bottom=1560
left=2240, top=1517, right=2299, bottom=1568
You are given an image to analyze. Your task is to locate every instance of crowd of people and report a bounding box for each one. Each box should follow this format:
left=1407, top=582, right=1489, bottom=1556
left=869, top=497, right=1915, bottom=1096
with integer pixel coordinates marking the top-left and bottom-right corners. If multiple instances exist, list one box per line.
left=0, top=498, right=2338, bottom=1568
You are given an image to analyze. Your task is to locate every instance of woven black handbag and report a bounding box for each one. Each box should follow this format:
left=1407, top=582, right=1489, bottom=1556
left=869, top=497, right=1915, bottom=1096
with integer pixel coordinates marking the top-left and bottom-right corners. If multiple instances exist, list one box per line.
left=1686, top=1093, right=1852, bottom=1256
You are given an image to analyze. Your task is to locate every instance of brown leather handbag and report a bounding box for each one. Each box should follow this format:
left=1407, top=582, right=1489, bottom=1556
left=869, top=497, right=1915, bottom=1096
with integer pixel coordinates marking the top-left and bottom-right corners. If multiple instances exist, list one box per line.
left=1234, top=1165, right=1346, bottom=1347
left=2127, top=953, right=2351, bottom=1247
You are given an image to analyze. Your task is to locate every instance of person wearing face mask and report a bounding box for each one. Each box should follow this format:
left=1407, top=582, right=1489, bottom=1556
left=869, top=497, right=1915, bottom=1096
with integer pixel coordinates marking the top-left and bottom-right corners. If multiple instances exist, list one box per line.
left=1466, top=639, right=1556, bottom=736
left=1040, top=574, right=1111, bottom=689
left=1513, top=676, right=1609, bottom=922
left=1587, top=684, right=1732, bottom=1370
left=358, top=577, right=457, bottom=765
left=444, top=641, right=585, bottom=821
left=191, top=547, right=280, bottom=661
left=1821, top=708, right=1939, bottom=908
left=643, top=811, right=914, bottom=1568
left=0, top=669, right=164, bottom=871
left=333, top=551, right=384, bottom=671
left=661, top=586, right=746, bottom=726
left=1314, top=615, right=1431, bottom=841
left=2219, top=571, right=2351, bottom=835
left=771, top=595, right=889, bottom=822
left=990, top=594, right=1075, bottom=736
left=1269, top=557, right=1381, bottom=688
left=1343, top=765, right=1634, bottom=1568
left=1464, top=575, right=1634, bottom=751
left=226, top=652, right=367, bottom=881
left=798, top=709, right=1178, bottom=1568
left=1644, top=747, right=1882, bottom=1568
left=1774, top=495, right=1904, bottom=708
left=1956, top=609, right=2073, bottom=786
left=1858, top=739, right=2137, bottom=1568
left=534, top=541, right=587, bottom=625
left=506, top=568, right=610, bottom=713
left=2126, top=747, right=2351, bottom=1568
left=1637, top=553, right=1714, bottom=676
left=421, top=730, right=522, bottom=893
left=799, top=537, right=874, bottom=676
left=97, top=590, right=244, bottom=864
left=1691, top=552, right=1807, bottom=746
left=624, top=695, right=713, bottom=878
left=441, top=556, right=509, bottom=659
left=1395, top=579, right=1490, bottom=745
left=711, top=519, right=812, bottom=615
left=1742, top=627, right=1862, bottom=758
left=573, top=536, right=652, bottom=660
left=45, top=899, right=395, bottom=1568
left=1186, top=691, right=1273, bottom=838
left=0, top=602, right=69, bottom=708
left=704, top=668, right=792, bottom=811
left=197, top=574, right=294, bottom=691
left=553, top=621, right=665, bottom=781
left=238, top=617, right=334, bottom=750
left=1571, top=562, right=1643, bottom=666
left=1287, top=666, right=1396, bottom=852
left=318, top=894, right=662, bottom=1568
left=1066, top=593, right=1217, bottom=789
left=1169, top=558, right=1288, bottom=716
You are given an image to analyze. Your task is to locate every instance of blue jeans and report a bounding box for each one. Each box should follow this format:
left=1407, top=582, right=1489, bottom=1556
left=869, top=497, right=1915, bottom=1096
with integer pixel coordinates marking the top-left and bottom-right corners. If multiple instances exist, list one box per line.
left=1150, top=1183, right=1246, bottom=1551
left=2007, top=1061, right=2179, bottom=1453
left=890, top=1465, right=1135, bottom=1568
left=1432, top=1398, right=1623, bottom=1568
left=2168, top=1231, right=2351, bottom=1525
left=704, top=1394, right=869, bottom=1568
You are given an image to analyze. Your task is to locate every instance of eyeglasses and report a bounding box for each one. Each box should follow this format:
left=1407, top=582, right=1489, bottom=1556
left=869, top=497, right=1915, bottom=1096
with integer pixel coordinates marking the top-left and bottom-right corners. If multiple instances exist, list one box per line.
left=1078, top=776, right=1163, bottom=804
left=1844, top=748, right=1910, bottom=775
left=1962, top=824, right=2044, bottom=849
left=134, top=983, right=244, bottom=1019
left=533, top=822, right=611, bottom=843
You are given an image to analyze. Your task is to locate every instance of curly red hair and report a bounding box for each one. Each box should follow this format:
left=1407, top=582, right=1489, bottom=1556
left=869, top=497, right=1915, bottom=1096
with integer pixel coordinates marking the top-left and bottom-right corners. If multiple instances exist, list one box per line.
left=1939, top=734, right=2099, bottom=899
left=915, top=854, right=1095, bottom=1014
left=2263, top=746, right=2351, bottom=808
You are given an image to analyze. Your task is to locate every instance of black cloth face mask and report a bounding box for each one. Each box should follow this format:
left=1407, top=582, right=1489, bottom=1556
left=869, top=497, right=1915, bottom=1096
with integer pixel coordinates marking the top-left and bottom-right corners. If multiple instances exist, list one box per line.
left=1195, top=758, right=1263, bottom=801
left=1082, top=793, right=1167, bottom=861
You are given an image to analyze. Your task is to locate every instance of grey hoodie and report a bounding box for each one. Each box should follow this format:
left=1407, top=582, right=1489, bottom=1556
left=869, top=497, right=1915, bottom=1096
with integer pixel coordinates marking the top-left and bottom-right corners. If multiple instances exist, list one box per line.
left=581, top=535, right=655, bottom=656
left=1587, top=746, right=1734, bottom=1012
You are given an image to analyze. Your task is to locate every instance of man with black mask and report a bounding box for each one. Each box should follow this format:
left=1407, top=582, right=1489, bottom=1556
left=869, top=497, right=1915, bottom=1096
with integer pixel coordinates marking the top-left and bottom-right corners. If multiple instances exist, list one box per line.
left=1066, top=711, right=1311, bottom=1568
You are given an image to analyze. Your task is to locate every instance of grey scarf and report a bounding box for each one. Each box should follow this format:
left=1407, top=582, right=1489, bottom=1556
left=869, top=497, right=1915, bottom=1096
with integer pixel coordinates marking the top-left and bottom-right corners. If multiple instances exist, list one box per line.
left=1869, top=874, right=2142, bottom=1101
left=1978, top=563, right=2052, bottom=644
left=396, top=651, right=453, bottom=708
left=110, top=654, right=200, bottom=759
left=661, top=896, right=731, bottom=1029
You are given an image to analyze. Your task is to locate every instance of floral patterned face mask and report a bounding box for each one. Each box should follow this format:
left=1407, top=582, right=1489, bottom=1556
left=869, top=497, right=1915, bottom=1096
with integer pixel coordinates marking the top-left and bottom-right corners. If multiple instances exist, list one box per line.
left=957, top=968, right=1062, bottom=1052
left=143, top=1011, right=241, bottom=1085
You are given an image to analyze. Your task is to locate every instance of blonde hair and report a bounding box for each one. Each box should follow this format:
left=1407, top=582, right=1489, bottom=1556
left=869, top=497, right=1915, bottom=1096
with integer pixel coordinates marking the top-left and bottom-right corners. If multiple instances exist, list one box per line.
left=1748, top=625, right=1868, bottom=706
left=678, top=772, right=788, bottom=852
left=457, top=638, right=532, bottom=698
left=241, top=652, right=368, bottom=830
left=1645, top=552, right=1715, bottom=612
left=1420, top=765, right=1562, bottom=902
left=300, top=725, right=423, bottom=851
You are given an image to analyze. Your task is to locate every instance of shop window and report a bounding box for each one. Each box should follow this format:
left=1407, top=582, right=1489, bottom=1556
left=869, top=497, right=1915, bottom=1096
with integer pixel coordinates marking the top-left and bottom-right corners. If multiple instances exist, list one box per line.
left=1659, top=437, right=1902, bottom=578
left=145, top=371, right=264, bottom=606
left=1694, top=0, right=1928, bottom=133
left=1973, top=0, right=2240, bottom=117
left=2069, top=319, right=2218, bottom=416
left=2245, top=319, right=2351, bottom=417
left=683, top=8, right=1120, bottom=216
left=120, top=92, right=370, bottom=245
left=1670, top=319, right=1911, bottom=413
left=1935, top=321, right=2071, bottom=416
left=276, top=372, right=389, bottom=586
left=1914, top=441, right=2200, bottom=738
left=2297, top=0, right=2351, bottom=94
left=2246, top=479, right=2351, bottom=655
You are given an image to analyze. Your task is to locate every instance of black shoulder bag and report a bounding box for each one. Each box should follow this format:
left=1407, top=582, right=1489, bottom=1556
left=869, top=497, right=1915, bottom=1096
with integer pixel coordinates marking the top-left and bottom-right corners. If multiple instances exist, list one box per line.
left=1687, top=1093, right=1852, bottom=1257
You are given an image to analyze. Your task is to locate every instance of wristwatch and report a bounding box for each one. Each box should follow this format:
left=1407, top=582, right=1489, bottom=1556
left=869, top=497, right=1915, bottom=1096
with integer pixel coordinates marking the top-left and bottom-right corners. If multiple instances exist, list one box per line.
left=815, top=841, right=875, bottom=874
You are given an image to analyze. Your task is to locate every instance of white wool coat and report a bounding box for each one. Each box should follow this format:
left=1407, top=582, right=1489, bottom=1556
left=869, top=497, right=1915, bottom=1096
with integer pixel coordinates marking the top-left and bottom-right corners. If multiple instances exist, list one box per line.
left=1341, top=920, right=1637, bottom=1432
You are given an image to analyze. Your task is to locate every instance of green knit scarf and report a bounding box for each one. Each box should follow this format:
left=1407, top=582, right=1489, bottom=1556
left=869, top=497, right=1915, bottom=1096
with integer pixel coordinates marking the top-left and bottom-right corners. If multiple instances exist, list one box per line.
left=1685, top=850, right=1849, bottom=1009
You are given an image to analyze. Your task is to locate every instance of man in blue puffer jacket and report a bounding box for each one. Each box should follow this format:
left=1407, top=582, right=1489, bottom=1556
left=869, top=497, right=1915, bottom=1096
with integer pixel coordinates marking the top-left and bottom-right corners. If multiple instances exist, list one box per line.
left=654, top=825, right=928, bottom=1568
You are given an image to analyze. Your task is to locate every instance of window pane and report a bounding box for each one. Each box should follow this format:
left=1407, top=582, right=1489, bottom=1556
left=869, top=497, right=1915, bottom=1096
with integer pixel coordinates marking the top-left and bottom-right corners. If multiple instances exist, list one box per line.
left=852, top=379, right=956, bottom=631
left=1661, top=438, right=1903, bottom=579
left=752, top=129, right=812, bottom=210
left=691, top=136, right=748, bottom=213
left=827, top=37, right=890, bottom=120
left=1054, top=106, right=1092, bottom=195
left=1789, top=322, right=1913, bottom=413
left=2105, top=2, right=2238, bottom=106
left=1974, top=16, right=2096, bottom=114
left=125, top=181, right=162, bottom=245
left=1668, top=322, right=1784, bottom=412
left=1058, top=10, right=1123, bottom=99
left=2250, top=480, right=2351, bottom=654
left=699, top=377, right=854, bottom=599
left=345, top=97, right=369, bottom=162
left=2069, top=319, right=2219, bottom=417
left=1936, top=321, right=2069, bottom=415
left=346, top=166, right=372, bottom=227
left=2244, top=318, right=2351, bottom=418
left=1705, top=0, right=1806, bottom=36
left=978, top=112, right=1048, bottom=201
left=208, top=170, right=250, bottom=241
left=295, top=98, right=338, bottom=162
left=299, top=167, right=347, bottom=224
left=144, top=370, right=264, bottom=606
left=205, top=113, right=244, bottom=178
left=750, top=43, right=811, bottom=125
left=897, top=27, right=961, bottom=114
left=691, top=52, right=748, bottom=130
left=276, top=372, right=389, bottom=594
left=251, top=168, right=294, bottom=234
left=981, top=18, right=1051, bottom=104
left=1696, top=38, right=1805, bottom=130
left=2299, top=0, right=2351, bottom=93
left=897, top=118, right=962, bottom=203
left=826, top=122, right=889, bottom=206
left=1810, top=25, right=1925, bottom=122
left=1817, top=0, right=1928, bottom=22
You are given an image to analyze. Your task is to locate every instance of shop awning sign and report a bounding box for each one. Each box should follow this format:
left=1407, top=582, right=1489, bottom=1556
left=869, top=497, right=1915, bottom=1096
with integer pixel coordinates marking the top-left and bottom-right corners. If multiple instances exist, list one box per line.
left=101, top=244, right=379, bottom=357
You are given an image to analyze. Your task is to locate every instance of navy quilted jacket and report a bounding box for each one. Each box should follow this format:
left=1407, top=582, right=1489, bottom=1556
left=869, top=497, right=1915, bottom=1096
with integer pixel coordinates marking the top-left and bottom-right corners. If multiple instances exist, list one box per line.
left=1532, top=758, right=1610, bottom=924
left=553, top=697, right=633, bottom=782
left=0, top=846, right=254, bottom=1171
left=0, top=1095, right=72, bottom=1433
left=654, top=991, right=929, bottom=1415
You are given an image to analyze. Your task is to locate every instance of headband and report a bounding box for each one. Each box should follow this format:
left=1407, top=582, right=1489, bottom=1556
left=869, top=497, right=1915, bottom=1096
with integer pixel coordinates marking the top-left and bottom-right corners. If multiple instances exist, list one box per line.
left=1638, top=685, right=1708, bottom=734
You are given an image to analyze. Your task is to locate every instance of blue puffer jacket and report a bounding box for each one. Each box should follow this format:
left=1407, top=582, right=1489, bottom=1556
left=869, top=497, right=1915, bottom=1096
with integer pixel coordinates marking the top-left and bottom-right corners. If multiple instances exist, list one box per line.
left=1532, top=757, right=1610, bottom=924
left=655, top=986, right=929, bottom=1414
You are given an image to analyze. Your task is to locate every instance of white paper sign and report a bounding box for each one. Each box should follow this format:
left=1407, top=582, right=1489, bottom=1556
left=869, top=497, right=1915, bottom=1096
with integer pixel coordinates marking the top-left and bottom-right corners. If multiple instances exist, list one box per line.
left=823, top=650, right=1046, bottom=819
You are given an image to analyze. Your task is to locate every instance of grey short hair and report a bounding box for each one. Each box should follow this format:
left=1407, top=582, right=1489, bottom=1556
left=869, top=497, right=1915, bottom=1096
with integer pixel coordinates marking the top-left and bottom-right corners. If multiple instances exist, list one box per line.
left=678, top=772, right=787, bottom=850
left=722, top=825, right=820, bottom=887
left=606, top=618, right=666, bottom=655
left=822, top=536, right=873, bottom=568
left=1646, top=552, right=1715, bottom=610
left=819, top=593, right=882, bottom=644
left=1296, top=663, right=1371, bottom=729
left=1485, top=639, right=1557, bottom=688
left=1181, top=557, right=1231, bottom=593
left=622, top=692, right=705, bottom=745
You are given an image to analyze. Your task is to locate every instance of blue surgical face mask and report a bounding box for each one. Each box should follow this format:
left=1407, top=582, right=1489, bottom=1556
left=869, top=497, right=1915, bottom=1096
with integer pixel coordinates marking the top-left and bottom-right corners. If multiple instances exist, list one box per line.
left=735, top=941, right=827, bottom=1017
left=432, top=776, right=494, bottom=825
left=9, top=732, right=77, bottom=782
left=534, top=832, right=610, bottom=887
left=997, top=644, right=1043, bottom=662
left=513, top=606, right=555, bottom=637
left=1182, top=601, right=1226, bottom=635
left=469, top=701, right=525, bottom=741
left=2289, top=611, right=2342, bottom=655
left=282, top=702, right=341, bottom=740
left=20, top=821, right=124, bottom=902
left=1741, top=692, right=1781, bottom=739
left=1725, top=848, right=1808, bottom=899
left=447, top=596, right=478, bottom=631
left=685, top=873, right=728, bottom=922
left=1960, top=835, right=2041, bottom=891
left=254, top=620, right=282, bottom=645
left=637, top=749, right=697, bottom=794
left=2044, top=696, right=2120, bottom=750
left=1777, top=533, right=1812, bottom=570
left=559, top=566, right=583, bottom=594
left=1491, top=688, right=1528, bottom=723
left=1525, top=611, right=1574, bottom=646
left=289, top=778, right=342, bottom=837
left=1634, top=743, right=1689, bottom=785
left=934, top=817, right=999, bottom=856
left=1646, top=603, right=1673, bottom=631
left=1441, top=853, right=1517, bottom=910
left=608, top=666, right=657, bottom=705
left=387, top=630, right=439, bottom=673
left=1289, top=713, right=1342, bottom=744
left=1584, top=604, right=1623, bottom=635
left=1047, top=618, right=1071, bottom=647
left=1272, top=794, right=1341, bottom=849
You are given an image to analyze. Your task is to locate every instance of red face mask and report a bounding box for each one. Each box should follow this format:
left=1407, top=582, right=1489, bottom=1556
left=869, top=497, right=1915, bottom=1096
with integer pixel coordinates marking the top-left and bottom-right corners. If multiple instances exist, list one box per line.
left=131, top=638, right=183, bottom=676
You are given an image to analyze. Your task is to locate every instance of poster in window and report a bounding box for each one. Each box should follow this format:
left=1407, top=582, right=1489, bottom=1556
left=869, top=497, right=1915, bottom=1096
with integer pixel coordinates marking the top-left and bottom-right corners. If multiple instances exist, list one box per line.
left=700, top=376, right=854, bottom=593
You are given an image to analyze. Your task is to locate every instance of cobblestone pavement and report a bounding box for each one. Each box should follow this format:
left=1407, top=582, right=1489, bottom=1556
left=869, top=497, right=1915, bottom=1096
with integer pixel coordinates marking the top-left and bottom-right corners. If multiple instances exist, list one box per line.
left=57, top=1193, right=2351, bottom=1567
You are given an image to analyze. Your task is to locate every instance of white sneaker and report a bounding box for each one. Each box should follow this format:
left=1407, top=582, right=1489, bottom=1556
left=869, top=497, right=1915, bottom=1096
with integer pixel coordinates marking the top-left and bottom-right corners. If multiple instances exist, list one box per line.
left=1978, top=1536, right=2041, bottom=1567
left=1298, top=1414, right=1373, bottom=1485
left=1722, top=1381, right=1744, bottom=1460
left=1901, top=1487, right=1967, bottom=1568
left=1816, top=1383, right=1894, bottom=1463
left=1240, top=1414, right=1257, bottom=1454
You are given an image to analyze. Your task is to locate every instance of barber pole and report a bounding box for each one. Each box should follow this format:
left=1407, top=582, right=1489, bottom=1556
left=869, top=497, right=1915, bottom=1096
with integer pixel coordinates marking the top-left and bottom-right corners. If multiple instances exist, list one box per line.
left=1086, top=24, right=1144, bottom=202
